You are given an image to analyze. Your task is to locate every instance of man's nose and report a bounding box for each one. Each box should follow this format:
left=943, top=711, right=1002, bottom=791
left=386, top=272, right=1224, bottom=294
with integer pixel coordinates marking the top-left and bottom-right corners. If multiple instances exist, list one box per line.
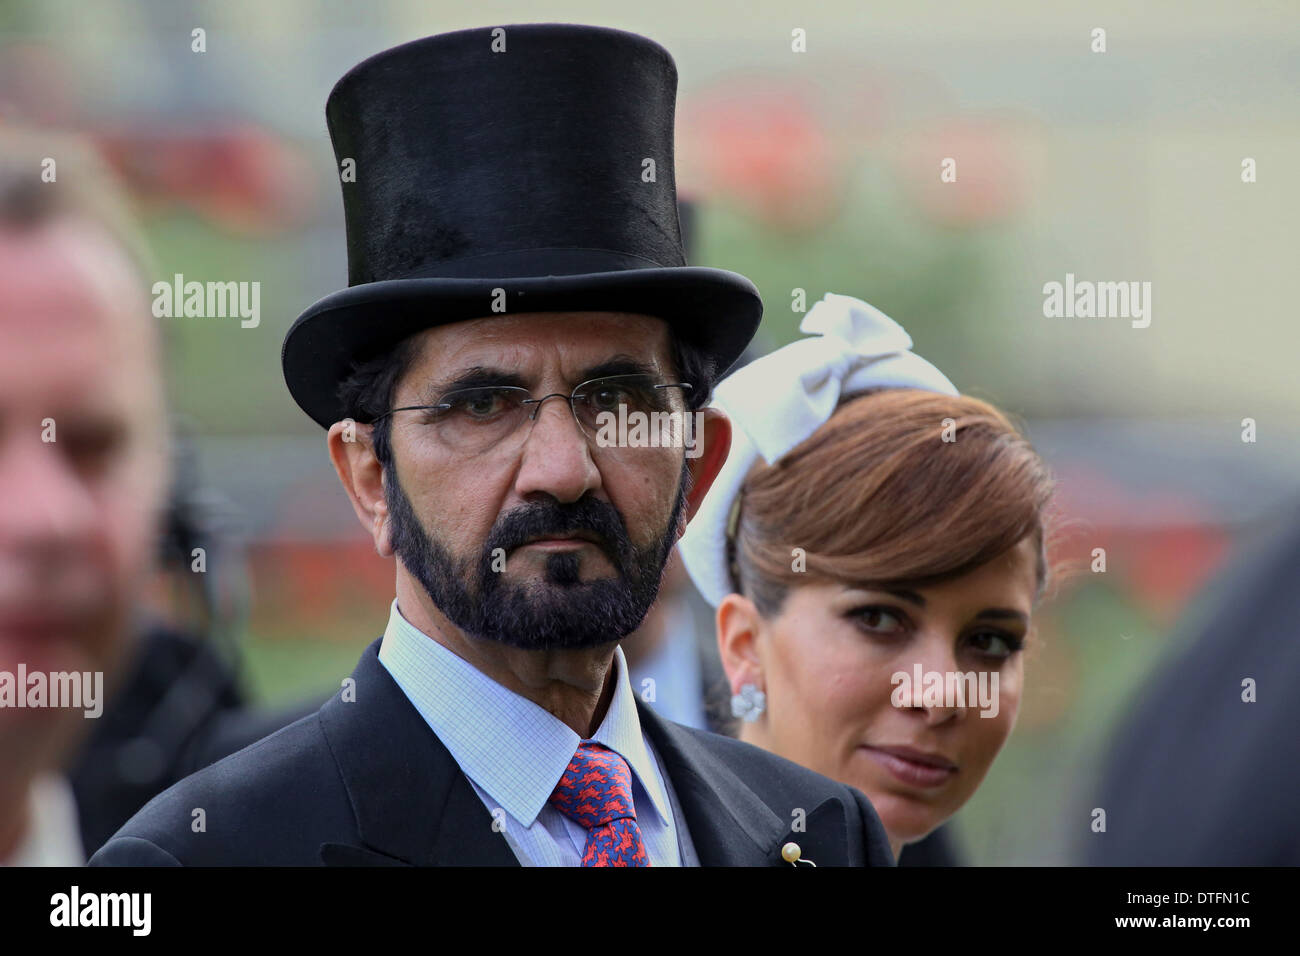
left=0, top=436, right=98, bottom=553
left=513, top=394, right=601, bottom=504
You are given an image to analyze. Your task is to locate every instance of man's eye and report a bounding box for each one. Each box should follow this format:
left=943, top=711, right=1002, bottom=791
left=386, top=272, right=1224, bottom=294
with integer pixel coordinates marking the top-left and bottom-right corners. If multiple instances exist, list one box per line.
left=589, top=386, right=630, bottom=411
left=60, top=426, right=124, bottom=473
left=584, top=380, right=662, bottom=413
left=448, top=390, right=511, bottom=418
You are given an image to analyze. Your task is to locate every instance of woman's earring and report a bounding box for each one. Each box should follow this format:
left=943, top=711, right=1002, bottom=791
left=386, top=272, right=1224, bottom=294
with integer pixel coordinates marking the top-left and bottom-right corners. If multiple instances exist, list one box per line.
left=731, top=682, right=766, bottom=722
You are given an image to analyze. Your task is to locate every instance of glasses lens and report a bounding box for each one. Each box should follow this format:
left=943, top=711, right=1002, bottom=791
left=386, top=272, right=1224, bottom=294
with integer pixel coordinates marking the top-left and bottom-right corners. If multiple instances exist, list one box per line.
left=432, top=386, right=529, bottom=452
left=573, top=375, right=692, bottom=455
left=574, top=376, right=670, bottom=426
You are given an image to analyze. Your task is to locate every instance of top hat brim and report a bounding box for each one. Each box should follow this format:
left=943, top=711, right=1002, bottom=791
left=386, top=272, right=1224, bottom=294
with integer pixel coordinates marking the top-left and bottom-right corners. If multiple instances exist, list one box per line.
left=282, top=268, right=763, bottom=429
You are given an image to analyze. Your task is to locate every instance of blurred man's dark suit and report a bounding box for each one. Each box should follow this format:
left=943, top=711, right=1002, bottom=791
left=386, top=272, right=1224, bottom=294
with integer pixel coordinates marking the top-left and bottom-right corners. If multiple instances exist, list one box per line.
left=1083, top=495, right=1300, bottom=865
left=90, top=638, right=895, bottom=867
left=69, top=621, right=318, bottom=856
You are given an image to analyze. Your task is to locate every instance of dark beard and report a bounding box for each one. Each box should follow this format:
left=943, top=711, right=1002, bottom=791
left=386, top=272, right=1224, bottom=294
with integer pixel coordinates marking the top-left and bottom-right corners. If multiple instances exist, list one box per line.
left=384, top=458, right=690, bottom=650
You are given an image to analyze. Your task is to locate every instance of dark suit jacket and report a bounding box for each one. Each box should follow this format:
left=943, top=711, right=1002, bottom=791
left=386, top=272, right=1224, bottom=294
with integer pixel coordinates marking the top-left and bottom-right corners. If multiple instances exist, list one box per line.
left=1082, top=495, right=1300, bottom=865
left=69, top=621, right=321, bottom=856
left=90, top=638, right=895, bottom=867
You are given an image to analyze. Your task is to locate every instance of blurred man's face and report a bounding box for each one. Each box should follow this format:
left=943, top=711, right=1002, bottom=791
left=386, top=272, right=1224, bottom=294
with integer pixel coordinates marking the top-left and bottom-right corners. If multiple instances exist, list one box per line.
left=0, top=218, right=168, bottom=776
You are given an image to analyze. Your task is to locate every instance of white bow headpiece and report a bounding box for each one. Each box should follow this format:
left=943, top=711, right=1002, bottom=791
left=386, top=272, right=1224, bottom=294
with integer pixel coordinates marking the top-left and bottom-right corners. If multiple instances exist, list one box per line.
left=677, top=292, right=959, bottom=607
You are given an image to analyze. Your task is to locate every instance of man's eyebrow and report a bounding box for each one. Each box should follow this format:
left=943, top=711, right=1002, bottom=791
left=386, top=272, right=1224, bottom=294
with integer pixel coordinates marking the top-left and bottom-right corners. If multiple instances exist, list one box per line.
left=417, top=366, right=530, bottom=402
left=576, top=354, right=662, bottom=381
left=420, top=354, right=664, bottom=400
left=414, top=354, right=665, bottom=404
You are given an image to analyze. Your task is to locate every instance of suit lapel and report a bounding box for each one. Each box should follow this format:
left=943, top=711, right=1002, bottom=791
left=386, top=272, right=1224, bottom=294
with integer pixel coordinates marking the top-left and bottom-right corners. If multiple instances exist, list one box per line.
left=781, top=799, right=850, bottom=867
left=317, top=639, right=519, bottom=867
left=637, top=701, right=856, bottom=867
left=637, top=701, right=781, bottom=865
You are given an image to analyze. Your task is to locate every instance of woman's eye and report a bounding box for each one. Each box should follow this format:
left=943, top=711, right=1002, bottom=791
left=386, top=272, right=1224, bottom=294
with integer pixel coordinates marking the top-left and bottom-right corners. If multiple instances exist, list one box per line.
left=967, top=631, right=1022, bottom=659
left=849, top=606, right=905, bottom=635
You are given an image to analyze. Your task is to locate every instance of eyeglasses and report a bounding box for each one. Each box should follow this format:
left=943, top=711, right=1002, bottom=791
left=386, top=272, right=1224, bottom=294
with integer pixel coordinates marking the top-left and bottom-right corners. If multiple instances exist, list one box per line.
left=374, top=373, right=694, bottom=456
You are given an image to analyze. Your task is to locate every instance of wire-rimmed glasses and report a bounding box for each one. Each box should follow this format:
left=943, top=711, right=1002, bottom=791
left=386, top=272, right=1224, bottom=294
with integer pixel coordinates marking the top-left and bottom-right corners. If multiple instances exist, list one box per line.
left=373, top=373, right=695, bottom=456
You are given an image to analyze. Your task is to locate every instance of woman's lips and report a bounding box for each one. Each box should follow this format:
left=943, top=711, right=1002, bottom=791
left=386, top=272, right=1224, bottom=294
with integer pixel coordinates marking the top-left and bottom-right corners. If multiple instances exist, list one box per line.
left=861, top=745, right=958, bottom=788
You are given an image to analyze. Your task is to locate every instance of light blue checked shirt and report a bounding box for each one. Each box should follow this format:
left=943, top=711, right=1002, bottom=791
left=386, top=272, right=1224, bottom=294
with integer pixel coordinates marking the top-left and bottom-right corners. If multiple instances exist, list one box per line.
left=377, top=600, right=700, bottom=866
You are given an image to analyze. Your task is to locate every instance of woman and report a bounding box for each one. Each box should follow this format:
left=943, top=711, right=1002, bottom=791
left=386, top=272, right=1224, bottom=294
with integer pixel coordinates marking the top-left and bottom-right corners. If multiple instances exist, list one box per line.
left=678, top=293, right=1057, bottom=863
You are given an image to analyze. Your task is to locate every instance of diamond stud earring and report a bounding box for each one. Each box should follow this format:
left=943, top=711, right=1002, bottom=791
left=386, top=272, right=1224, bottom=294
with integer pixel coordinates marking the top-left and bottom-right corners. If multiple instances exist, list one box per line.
left=730, top=682, right=766, bottom=722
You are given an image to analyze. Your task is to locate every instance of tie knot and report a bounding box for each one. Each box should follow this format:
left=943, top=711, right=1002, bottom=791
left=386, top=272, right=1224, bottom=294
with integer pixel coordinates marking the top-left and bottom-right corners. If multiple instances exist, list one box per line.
left=549, top=742, right=637, bottom=829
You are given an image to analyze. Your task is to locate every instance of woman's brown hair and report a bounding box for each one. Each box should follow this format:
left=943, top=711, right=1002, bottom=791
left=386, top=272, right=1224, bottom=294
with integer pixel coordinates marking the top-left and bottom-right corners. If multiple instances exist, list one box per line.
left=728, top=387, right=1058, bottom=617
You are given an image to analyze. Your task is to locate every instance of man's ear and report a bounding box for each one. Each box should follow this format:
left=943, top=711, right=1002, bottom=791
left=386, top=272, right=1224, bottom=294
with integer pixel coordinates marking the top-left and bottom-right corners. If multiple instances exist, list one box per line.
left=327, top=420, right=393, bottom=557
left=677, top=405, right=731, bottom=535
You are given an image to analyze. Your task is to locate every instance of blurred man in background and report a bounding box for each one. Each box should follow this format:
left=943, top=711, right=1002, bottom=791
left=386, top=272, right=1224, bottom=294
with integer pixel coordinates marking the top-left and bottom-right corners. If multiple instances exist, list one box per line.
left=0, top=127, right=169, bottom=863
left=0, top=126, right=305, bottom=863
left=621, top=552, right=719, bottom=732
left=1082, top=494, right=1300, bottom=866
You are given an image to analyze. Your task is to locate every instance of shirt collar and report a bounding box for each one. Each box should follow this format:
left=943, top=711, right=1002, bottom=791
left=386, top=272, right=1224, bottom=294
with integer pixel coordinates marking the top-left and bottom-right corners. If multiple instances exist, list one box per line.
left=377, top=599, right=672, bottom=829
left=3, top=775, right=84, bottom=866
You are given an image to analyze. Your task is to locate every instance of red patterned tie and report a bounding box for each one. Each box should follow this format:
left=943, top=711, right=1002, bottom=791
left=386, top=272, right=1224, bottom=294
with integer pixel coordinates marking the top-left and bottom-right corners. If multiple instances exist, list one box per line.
left=548, top=741, right=650, bottom=867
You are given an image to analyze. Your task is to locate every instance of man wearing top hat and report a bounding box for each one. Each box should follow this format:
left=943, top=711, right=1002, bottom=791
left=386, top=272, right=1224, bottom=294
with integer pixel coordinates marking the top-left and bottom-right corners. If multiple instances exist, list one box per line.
left=91, top=23, right=893, bottom=867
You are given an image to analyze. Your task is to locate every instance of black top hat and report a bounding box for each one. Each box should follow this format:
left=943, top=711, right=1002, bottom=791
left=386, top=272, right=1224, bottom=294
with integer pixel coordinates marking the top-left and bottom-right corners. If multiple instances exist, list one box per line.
left=282, top=23, right=763, bottom=428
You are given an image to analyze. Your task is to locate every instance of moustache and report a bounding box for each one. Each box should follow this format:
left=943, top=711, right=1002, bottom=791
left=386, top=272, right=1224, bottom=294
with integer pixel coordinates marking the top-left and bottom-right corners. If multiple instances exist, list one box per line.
left=485, top=497, right=633, bottom=565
